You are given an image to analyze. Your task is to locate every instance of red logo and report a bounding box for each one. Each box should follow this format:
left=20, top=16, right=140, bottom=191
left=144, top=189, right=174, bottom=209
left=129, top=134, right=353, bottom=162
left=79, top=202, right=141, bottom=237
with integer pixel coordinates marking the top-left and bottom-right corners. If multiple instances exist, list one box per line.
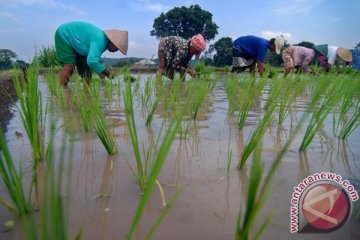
left=301, top=183, right=350, bottom=232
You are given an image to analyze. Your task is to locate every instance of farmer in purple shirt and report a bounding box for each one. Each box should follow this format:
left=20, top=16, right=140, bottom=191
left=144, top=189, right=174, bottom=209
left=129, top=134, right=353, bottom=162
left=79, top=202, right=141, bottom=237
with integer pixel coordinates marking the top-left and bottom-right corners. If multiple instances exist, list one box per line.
left=282, top=46, right=316, bottom=76
left=55, top=21, right=128, bottom=86
left=232, top=35, right=284, bottom=76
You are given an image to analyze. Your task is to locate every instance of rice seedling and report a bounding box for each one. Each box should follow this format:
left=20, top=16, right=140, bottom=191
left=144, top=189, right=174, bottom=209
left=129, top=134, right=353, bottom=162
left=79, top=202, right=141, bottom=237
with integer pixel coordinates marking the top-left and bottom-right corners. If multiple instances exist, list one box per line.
left=45, top=71, right=67, bottom=108
left=277, top=75, right=304, bottom=125
left=127, top=96, right=187, bottom=239
left=236, top=145, right=272, bottom=240
left=237, top=75, right=267, bottom=129
left=238, top=95, right=277, bottom=169
left=86, top=84, right=117, bottom=155
left=0, top=129, right=33, bottom=216
left=339, top=102, right=360, bottom=139
left=235, top=73, right=326, bottom=238
left=14, top=65, right=45, bottom=163
left=141, top=77, right=160, bottom=126
left=335, top=74, right=360, bottom=139
left=39, top=118, right=80, bottom=240
left=224, top=75, right=241, bottom=113
left=300, top=75, right=344, bottom=150
left=188, top=78, right=211, bottom=120
left=123, top=81, right=145, bottom=190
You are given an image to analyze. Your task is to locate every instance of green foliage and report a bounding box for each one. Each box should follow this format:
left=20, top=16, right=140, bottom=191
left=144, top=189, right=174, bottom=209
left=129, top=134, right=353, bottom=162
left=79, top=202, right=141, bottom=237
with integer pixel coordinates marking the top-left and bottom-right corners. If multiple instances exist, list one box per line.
left=14, top=65, right=45, bottom=163
left=211, top=37, right=233, bottom=67
left=35, top=46, right=60, bottom=68
left=0, top=49, right=17, bottom=70
left=150, top=4, right=219, bottom=41
left=0, top=130, right=33, bottom=216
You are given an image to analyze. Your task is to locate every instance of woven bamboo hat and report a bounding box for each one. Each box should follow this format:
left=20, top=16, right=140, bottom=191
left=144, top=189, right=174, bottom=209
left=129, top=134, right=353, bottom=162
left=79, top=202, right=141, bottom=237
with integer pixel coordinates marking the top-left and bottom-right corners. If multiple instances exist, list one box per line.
left=104, top=30, right=128, bottom=55
left=337, top=48, right=353, bottom=62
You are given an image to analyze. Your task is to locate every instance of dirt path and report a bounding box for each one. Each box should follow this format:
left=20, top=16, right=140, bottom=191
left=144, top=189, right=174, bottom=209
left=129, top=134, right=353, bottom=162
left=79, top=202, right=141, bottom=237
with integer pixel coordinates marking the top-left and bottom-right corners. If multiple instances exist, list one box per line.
left=0, top=76, right=17, bottom=132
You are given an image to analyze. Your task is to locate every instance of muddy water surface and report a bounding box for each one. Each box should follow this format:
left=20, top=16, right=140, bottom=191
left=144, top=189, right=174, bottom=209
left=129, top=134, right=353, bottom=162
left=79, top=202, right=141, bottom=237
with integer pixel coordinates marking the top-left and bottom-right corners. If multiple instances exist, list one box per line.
left=1, top=74, right=359, bottom=240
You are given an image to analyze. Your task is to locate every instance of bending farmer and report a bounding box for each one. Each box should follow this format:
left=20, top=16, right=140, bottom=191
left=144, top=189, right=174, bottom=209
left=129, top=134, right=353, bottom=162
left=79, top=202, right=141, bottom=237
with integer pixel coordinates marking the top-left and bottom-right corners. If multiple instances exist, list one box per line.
left=157, top=34, right=206, bottom=80
left=232, top=35, right=284, bottom=76
left=55, top=21, right=128, bottom=86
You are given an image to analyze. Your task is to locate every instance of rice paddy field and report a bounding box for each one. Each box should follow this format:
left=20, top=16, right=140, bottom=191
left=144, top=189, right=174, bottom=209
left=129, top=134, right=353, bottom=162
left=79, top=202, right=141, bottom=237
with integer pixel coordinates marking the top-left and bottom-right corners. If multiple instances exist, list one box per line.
left=0, top=66, right=359, bottom=239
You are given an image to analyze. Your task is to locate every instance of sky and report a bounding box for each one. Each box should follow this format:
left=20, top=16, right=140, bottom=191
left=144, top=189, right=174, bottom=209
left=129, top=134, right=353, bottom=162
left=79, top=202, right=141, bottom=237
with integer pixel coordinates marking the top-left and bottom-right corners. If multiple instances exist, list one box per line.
left=1, top=0, right=360, bottom=61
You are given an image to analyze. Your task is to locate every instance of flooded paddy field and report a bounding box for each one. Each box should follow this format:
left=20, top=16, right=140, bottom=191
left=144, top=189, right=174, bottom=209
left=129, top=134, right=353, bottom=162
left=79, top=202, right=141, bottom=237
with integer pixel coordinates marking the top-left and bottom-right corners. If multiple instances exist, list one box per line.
left=0, top=71, right=359, bottom=239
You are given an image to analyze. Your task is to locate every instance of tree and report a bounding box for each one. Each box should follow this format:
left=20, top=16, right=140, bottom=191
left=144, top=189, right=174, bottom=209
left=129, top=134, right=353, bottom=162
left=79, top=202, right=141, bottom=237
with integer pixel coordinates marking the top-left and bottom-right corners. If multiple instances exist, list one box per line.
left=0, top=49, right=17, bottom=70
left=355, top=42, right=360, bottom=49
left=211, top=37, right=233, bottom=67
left=150, top=4, right=219, bottom=41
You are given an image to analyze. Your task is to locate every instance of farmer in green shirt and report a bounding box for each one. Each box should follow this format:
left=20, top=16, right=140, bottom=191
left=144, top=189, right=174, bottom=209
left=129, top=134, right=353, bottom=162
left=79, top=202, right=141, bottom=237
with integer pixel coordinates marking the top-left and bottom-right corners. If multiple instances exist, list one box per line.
left=55, top=21, right=128, bottom=86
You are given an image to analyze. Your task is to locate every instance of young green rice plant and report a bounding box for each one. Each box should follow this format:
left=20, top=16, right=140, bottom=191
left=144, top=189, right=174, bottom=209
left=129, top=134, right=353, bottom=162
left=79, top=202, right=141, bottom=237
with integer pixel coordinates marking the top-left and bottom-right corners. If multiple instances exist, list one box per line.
left=38, top=117, right=81, bottom=240
left=335, top=74, right=360, bottom=139
left=123, top=81, right=146, bottom=190
left=238, top=96, right=277, bottom=169
left=237, top=75, right=266, bottom=130
left=187, top=78, right=211, bottom=120
left=300, top=75, right=344, bottom=150
left=224, top=75, right=241, bottom=113
left=14, top=65, right=45, bottom=163
left=141, top=77, right=160, bottom=126
left=0, top=129, right=33, bottom=216
left=87, top=85, right=117, bottom=155
left=339, top=100, right=360, bottom=139
left=235, top=76, right=325, bottom=238
left=45, top=71, right=67, bottom=108
left=127, top=96, right=188, bottom=239
left=277, top=75, right=305, bottom=125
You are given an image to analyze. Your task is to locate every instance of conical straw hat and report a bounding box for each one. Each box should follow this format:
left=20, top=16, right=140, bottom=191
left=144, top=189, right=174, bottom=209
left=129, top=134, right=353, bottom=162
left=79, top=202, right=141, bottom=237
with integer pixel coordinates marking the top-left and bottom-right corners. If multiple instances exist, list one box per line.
left=337, top=48, right=352, bottom=62
left=104, top=30, right=128, bottom=55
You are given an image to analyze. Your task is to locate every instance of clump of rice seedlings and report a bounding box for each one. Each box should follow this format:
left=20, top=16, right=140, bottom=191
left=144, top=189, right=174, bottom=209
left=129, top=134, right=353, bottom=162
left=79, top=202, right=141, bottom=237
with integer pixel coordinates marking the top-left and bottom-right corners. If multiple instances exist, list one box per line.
left=277, top=75, right=304, bottom=125
left=187, top=78, right=211, bottom=120
left=38, top=118, right=81, bottom=240
left=0, top=130, right=33, bottom=216
left=235, top=78, right=324, bottom=238
left=236, top=145, right=272, bottom=240
left=224, top=75, right=241, bottom=113
left=238, top=75, right=267, bottom=129
left=14, top=65, right=45, bottom=165
left=141, top=77, right=160, bottom=126
left=127, top=96, right=187, bottom=239
left=300, top=75, right=343, bottom=150
left=194, top=61, right=213, bottom=79
left=238, top=96, right=277, bottom=169
left=45, top=71, right=67, bottom=108
left=86, top=85, right=117, bottom=155
left=339, top=104, right=360, bottom=139
left=123, top=81, right=145, bottom=190
left=335, top=74, right=360, bottom=139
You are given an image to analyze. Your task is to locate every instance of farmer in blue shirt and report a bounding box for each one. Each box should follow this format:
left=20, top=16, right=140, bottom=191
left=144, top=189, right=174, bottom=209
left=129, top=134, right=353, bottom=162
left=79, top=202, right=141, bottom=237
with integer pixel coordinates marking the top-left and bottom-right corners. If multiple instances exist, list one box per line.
left=232, top=35, right=284, bottom=76
left=55, top=21, right=128, bottom=86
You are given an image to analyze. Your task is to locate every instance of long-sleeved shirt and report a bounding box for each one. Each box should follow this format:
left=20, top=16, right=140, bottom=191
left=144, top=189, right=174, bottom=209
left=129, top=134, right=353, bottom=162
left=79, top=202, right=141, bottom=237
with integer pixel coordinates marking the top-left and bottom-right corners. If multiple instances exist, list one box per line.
left=159, top=36, right=192, bottom=73
left=233, top=36, right=269, bottom=63
left=56, top=21, right=108, bottom=73
left=292, top=46, right=315, bottom=69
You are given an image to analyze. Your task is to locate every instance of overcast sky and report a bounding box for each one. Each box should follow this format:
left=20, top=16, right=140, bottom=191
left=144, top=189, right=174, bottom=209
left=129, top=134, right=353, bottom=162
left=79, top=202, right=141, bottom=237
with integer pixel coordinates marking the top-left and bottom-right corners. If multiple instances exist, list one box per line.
left=1, top=0, right=359, bottom=61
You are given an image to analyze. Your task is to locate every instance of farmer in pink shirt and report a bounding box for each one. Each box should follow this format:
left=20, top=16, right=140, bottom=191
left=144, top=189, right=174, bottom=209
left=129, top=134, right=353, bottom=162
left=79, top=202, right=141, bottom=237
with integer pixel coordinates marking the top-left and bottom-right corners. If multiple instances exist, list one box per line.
left=282, top=46, right=315, bottom=76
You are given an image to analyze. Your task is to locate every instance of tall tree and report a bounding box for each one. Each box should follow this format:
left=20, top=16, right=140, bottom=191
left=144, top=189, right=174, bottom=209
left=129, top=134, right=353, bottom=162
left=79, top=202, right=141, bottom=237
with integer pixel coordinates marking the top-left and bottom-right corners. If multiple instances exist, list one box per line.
left=211, top=37, right=233, bottom=67
left=355, top=42, right=360, bottom=49
left=0, top=49, right=17, bottom=70
left=150, top=4, right=219, bottom=41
